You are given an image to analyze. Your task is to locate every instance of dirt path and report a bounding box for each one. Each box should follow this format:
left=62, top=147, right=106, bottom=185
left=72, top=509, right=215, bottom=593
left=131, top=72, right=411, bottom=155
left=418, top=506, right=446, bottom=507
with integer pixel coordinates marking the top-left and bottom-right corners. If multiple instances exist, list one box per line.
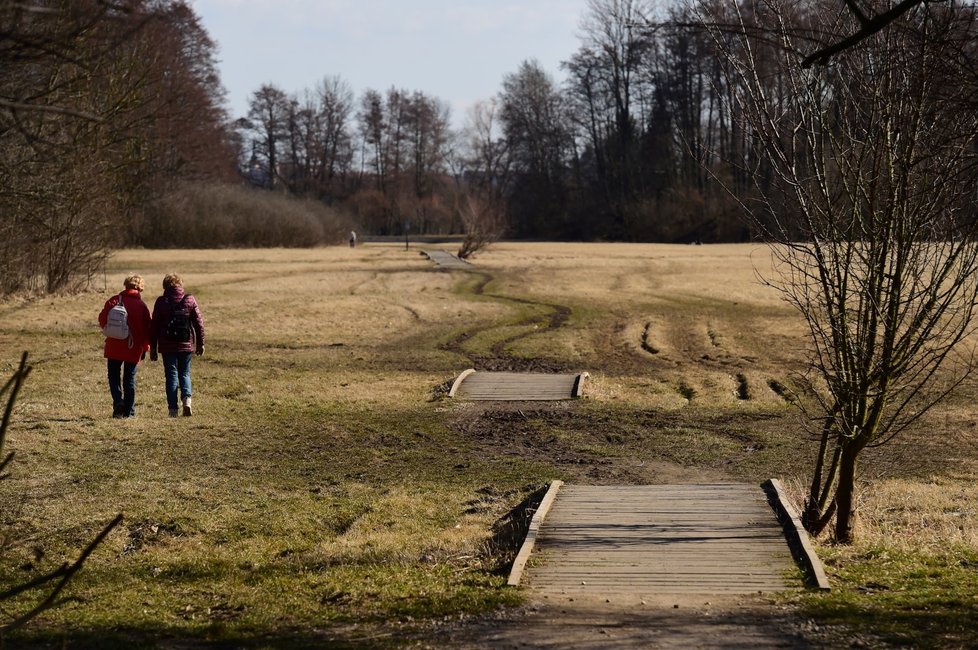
left=431, top=594, right=826, bottom=648
left=440, top=271, right=573, bottom=372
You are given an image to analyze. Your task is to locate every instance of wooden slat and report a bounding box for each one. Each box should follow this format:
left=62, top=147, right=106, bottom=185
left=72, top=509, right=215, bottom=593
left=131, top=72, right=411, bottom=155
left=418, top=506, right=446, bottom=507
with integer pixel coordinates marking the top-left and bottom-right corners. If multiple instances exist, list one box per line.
left=522, top=483, right=800, bottom=597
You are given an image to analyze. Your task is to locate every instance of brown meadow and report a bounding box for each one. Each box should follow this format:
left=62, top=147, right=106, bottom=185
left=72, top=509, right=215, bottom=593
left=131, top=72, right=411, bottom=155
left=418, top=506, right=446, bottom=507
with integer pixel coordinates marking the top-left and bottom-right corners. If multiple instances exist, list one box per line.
left=1, top=243, right=976, bottom=647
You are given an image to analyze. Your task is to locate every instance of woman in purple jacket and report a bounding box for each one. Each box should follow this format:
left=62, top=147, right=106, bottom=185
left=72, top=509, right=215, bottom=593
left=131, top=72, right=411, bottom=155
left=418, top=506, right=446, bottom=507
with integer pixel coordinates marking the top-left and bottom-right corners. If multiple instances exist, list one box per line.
left=150, top=273, right=205, bottom=417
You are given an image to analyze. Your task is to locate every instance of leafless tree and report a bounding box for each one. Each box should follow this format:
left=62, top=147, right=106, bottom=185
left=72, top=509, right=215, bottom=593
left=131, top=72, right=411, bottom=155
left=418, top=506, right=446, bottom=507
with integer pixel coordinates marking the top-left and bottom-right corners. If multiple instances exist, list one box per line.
left=456, top=192, right=505, bottom=260
left=565, top=0, right=655, bottom=236
left=0, top=1, right=136, bottom=294
left=460, top=99, right=512, bottom=218
left=0, top=1, right=233, bottom=293
left=246, top=83, right=290, bottom=190
left=314, top=75, right=355, bottom=193
left=801, top=0, right=927, bottom=67
left=705, top=0, right=978, bottom=542
left=351, top=87, right=454, bottom=235
left=499, top=59, right=576, bottom=237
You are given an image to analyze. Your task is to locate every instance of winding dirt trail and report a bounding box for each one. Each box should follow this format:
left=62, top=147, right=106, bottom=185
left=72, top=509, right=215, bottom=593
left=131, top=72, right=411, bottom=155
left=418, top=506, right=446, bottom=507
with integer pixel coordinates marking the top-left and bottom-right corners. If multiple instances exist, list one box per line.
left=440, top=271, right=573, bottom=372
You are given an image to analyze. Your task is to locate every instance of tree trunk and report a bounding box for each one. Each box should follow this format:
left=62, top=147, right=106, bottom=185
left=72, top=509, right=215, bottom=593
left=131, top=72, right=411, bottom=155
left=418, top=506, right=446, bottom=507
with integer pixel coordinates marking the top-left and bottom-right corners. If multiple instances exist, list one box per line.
left=834, top=444, right=861, bottom=543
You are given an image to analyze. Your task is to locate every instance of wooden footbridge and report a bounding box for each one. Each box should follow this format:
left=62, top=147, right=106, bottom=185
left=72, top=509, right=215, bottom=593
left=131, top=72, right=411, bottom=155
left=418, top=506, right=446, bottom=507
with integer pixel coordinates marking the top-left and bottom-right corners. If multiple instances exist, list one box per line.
left=450, top=370, right=589, bottom=401
left=421, top=249, right=472, bottom=270
left=509, top=481, right=828, bottom=601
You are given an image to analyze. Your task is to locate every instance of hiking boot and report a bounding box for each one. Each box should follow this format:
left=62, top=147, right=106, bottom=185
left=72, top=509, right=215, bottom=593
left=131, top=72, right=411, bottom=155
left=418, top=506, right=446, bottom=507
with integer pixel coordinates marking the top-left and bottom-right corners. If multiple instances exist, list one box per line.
left=169, top=408, right=179, bottom=418
left=182, top=396, right=193, bottom=417
left=112, top=402, right=125, bottom=418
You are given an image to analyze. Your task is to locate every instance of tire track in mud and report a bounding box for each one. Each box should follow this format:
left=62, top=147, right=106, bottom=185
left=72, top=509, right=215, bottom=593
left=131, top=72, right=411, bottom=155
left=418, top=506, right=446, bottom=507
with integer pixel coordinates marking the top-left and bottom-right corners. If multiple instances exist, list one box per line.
left=638, top=318, right=792, bottom=404
left=440, top=271, right=573, bottom=372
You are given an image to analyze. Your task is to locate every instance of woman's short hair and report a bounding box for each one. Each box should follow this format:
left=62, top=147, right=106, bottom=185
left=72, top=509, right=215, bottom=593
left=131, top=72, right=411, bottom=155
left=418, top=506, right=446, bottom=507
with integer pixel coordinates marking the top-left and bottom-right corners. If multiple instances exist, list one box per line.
left=123, top=274, right=145, bottom=291
left=163, top=273, right=183, bottom=290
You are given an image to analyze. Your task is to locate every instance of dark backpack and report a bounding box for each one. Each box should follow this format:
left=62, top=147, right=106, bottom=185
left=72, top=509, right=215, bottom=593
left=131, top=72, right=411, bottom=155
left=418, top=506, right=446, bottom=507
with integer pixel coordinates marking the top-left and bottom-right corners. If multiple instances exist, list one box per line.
left=164, top=295, right=192, bottom=342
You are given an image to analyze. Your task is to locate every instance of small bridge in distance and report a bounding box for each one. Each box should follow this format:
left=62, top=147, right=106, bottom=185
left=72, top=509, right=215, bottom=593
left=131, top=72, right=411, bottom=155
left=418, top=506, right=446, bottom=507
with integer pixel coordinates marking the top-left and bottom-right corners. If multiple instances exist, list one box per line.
left=450, top=370, right=589, bottom=401
left=421, top=249, right=473, bottom=270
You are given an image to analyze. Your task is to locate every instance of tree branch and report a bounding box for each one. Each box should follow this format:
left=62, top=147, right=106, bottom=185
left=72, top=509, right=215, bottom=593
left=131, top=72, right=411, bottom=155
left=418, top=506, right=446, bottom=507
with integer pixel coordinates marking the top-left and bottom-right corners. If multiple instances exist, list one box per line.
left=0, top=513, right=123, bottom=632
left=801, top=0, right=926, bottom=67
left=0, top=98, right=105, bottom=122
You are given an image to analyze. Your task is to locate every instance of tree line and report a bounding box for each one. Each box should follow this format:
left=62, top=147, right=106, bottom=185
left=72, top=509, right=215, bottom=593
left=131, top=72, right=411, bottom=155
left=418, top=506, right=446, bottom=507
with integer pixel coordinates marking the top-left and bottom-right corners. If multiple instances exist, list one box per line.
left=0, top=0, right=243, bottom=294
left=5, top=0, right=977, bottom=296
left=252, top=0, right=971, bottom=245
left=237, top=0, right=763, bottom=243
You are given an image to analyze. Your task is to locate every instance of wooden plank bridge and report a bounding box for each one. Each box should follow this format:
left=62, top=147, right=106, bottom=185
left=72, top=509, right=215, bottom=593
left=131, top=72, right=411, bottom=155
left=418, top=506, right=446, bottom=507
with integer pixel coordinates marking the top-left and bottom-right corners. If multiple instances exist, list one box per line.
left=450, top=370, right=589, bottom=401
left=512, top=483, right=811, bottom=602
left=421, top=249, right=473, bottom=270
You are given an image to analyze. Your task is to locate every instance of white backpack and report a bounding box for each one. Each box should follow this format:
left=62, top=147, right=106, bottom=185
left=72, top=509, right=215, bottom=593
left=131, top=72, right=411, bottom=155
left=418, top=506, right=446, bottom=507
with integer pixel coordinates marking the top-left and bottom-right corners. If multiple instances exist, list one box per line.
left=103, top=293, right=133, bottom=347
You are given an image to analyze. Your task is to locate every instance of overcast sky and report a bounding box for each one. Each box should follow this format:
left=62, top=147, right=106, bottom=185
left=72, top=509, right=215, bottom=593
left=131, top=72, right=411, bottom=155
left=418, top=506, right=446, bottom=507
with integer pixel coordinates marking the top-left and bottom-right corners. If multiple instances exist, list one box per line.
left=190, top=0, right=593, bottom=126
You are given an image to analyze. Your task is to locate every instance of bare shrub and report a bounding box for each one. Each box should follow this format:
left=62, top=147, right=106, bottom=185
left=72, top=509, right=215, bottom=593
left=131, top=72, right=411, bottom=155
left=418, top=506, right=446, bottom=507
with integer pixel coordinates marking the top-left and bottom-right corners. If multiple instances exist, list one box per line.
left=142, top=182, right=355, bottom=248
left=456, top=193, right=505, bottom=259
left=0, top=144, right=119, bottom=295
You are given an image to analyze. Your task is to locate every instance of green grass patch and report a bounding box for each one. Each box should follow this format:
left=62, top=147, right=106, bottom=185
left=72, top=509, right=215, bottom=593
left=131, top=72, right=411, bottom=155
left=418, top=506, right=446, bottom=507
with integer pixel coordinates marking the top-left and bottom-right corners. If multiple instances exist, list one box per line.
left=794, top=546, right=978, bottom=648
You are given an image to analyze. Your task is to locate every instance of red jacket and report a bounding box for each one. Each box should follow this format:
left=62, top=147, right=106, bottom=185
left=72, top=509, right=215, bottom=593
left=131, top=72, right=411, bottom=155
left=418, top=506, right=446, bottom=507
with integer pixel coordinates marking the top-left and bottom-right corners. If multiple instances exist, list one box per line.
left=150, top=287, right=205, bottom=354
left=99, top=289, right=152, bottom=363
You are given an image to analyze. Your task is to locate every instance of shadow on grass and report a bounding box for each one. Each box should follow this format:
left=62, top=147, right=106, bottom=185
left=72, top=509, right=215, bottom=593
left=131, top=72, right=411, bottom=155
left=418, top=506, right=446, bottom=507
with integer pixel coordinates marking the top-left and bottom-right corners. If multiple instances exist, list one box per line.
left=797, top=547, right=978, bottom=648
left=482, top=484, right=549, bottom=575
left=3, top=625, right=408, bottom=649
left=431, top=601, right=836, bottom=649
left=802, top=593, right=978, bottom=648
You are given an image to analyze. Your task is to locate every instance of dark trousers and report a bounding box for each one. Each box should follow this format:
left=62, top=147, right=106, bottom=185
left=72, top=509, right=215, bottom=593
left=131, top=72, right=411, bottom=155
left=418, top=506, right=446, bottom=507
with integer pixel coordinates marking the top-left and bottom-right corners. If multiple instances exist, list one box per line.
left=107, top=359, right=138, bottom=417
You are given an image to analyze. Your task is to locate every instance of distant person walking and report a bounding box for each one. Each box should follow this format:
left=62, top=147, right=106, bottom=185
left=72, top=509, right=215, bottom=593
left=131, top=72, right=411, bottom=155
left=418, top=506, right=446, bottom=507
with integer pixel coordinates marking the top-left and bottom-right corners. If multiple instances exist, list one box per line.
left=349, top=230, right=357, bottom=248
left=98, top=274, right=152, bottom=418
left=150, top=274, right=205, bottom=417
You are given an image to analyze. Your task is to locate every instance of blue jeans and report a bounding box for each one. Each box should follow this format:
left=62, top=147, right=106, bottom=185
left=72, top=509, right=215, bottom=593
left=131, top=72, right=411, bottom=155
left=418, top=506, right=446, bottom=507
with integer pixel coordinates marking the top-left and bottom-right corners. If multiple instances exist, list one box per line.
left=162, top=352, right=192, bottom=410
left=107, top=359, right=138, bottom=417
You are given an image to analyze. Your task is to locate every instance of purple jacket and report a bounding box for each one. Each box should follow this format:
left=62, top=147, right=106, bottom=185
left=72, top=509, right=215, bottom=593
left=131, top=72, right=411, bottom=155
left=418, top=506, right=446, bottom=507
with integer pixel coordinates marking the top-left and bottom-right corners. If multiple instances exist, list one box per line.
left=150, top=287, right=205, bottom=354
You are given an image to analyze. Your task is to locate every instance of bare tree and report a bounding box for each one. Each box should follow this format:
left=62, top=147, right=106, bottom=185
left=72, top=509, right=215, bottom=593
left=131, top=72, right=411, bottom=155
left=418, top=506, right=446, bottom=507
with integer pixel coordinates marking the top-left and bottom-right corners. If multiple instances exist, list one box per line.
left=0, top=1, right=233, bottom=293
left=579, top=0, right=652, bottom=150
left=705, top=0, right=978, bottom=542
left=461, top=99, right=512, bottom=217
left=357, top=89, right=387, bottom=193
left=246, top=84, right=290, bottom=190
left=405, top=91, right=451, bottom=231
left=456, top=192, right=505, bottom=260
left=314, top=75, right=355, bottom=194
left=801, top=0, right=926, bottom=67
left=565, top=0, right=656, bottom=237
left=352, top=87, right=454, bottom=234
left=499, top=59, right=575, bottom=237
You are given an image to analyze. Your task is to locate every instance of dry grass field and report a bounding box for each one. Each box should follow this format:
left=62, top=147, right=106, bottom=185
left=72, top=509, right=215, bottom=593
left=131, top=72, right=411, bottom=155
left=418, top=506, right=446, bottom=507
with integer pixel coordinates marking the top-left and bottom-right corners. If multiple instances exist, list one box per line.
left=1, top=242, right=977, bottom=647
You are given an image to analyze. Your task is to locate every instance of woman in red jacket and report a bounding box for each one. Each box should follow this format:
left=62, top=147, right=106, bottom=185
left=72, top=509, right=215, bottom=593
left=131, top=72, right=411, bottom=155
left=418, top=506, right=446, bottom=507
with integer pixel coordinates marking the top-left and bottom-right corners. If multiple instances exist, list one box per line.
left=98, top=274, right=152, bottom=418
